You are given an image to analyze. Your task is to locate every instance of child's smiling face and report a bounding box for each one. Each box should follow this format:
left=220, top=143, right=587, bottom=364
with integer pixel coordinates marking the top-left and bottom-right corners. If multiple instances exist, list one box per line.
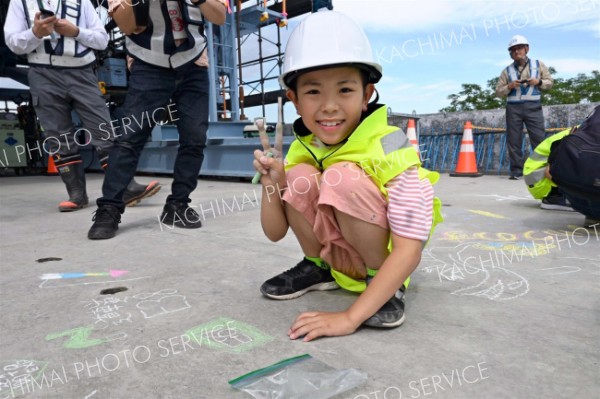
left=287, top=66, right=375, bottom=145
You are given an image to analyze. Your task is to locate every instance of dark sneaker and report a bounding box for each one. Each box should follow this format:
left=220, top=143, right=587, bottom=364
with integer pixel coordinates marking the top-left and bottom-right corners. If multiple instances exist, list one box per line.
left=260, top=258, right=339, bottom=300
left=509, top=173, right=523, bottom=180
left=160, top=201, right=202, bottom=229
left=363, top=278, right=406, bottom=328
left=123, top=180, right=162, bottom=207
left=88, top=205, right=121, bottom=240
left=540, top=195, right=574, bottom=211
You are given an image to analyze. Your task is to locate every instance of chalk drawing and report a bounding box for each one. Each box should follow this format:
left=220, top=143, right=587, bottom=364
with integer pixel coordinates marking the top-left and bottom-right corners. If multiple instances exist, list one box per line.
left=476, top=194, right=536, bottom=202
left=538, top=257, right=600, bottom=277
left=84, top=390, right=97, bottom=398
left=420, top=243, right=530, bottom=301
left=441, top=228, right=591, bottom=244
left=183, top=318, right=273, bottom=353
left=471, top=241, right=554, bottom=255
left=39, top=270, right=129, bottom=280
left=81, top=289, right=191, bottom=331
left=38, top=276, right=151, bottom=289
left=84, top=295, right=132, bottom=331
left=468, top=210, right=507, bottom=219
left=0, top=360, right=48, bottom=395
left=46, top=326, right=127, bottom=349
left=133, top=289, right=191, bottom=319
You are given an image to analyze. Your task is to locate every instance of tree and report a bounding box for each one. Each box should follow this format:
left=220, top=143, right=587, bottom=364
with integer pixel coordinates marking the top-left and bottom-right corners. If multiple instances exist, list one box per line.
left=544, top=69, right=600, bottom=105
left=439, top=69, right=600, bottom=112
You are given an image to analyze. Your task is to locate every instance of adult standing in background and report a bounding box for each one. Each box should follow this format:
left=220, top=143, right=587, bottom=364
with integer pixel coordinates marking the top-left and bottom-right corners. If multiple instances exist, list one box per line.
left=496, top=35, right=553, bottom=180
left=88, top=0, right=226, bottom=239
left=4, top=0, right=161, bottom=211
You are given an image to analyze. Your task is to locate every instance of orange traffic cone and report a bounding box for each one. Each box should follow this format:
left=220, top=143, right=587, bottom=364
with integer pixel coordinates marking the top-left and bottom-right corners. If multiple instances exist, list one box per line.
left=46, top=156, right=58, bottom=175
left=450, top=121, right=482, bottom=177
left=406, top=119, right=420, bottom=159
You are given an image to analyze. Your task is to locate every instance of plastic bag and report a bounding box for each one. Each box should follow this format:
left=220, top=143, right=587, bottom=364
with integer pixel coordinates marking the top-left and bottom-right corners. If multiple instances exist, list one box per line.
left=229, top=354, right=368, bottom=399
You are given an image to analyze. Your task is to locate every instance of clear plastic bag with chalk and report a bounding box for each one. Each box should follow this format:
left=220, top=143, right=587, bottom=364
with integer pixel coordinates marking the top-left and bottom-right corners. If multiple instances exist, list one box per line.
left=228, top=353, right=368, bottom=399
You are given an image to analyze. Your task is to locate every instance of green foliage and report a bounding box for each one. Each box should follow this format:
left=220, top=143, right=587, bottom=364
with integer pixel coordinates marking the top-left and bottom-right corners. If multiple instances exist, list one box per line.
left=439, top=69, right=600, bottom=113
left=543, top=70, right=600, bottom=105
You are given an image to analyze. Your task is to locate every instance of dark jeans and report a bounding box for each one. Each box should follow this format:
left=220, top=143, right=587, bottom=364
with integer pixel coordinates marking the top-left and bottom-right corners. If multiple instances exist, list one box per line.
left=506, top=101, right=546, bottom=175
left=564, top=192, right=600, bottom=219
left=97, top=60, right=209, bottom=211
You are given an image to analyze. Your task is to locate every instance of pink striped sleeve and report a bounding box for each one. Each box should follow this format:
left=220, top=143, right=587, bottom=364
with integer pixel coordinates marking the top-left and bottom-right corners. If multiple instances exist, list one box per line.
left=386, top=167, right=434, bottom=242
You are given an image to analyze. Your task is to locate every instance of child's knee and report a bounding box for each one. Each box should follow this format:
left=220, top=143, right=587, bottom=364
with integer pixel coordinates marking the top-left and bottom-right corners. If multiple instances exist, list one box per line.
left=286, top=164, right=321, bottom=196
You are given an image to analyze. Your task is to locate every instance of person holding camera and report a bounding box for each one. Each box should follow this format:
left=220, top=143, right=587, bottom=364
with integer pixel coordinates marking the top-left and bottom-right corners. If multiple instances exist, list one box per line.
left=496, top=35, right=553, bottom=181
left=4, top=0, right=161, bottom=212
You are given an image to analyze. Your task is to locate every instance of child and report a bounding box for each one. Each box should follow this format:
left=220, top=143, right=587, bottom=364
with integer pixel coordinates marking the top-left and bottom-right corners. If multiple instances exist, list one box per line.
left=253, top=11, right=442, bottom=342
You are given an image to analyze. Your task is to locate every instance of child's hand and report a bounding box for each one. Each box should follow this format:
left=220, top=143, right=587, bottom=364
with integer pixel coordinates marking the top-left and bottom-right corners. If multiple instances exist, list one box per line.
left=253, top=114, right=285, bottom=187
left=288, top=311, right=360, bottom=342
left=253, top=148, right=285, bottom=187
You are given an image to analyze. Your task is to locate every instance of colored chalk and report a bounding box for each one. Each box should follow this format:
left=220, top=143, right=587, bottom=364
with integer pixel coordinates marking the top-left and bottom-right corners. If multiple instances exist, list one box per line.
left=252, top=152, right=273, bottom=184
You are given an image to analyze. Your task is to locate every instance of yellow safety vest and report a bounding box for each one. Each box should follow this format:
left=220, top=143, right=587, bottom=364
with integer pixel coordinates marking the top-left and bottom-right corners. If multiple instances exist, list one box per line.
left=285, top=104, right=443, bottom=291
left=524, top=128, right=571, bottom=199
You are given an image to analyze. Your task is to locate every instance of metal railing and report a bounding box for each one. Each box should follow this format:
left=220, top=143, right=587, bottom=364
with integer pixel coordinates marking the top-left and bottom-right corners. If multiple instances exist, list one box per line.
left=419, top=125, right=570, bottom=174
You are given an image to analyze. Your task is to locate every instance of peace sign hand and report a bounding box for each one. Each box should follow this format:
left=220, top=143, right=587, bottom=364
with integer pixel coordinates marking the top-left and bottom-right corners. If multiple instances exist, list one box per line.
left=252, top=98, right=285, bottom=186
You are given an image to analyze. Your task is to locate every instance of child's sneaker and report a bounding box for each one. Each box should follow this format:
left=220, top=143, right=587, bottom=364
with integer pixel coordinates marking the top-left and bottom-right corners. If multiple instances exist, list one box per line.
left=260, top=258, right=339, bottom=300
left=363, top=277, right=406, bottom=328
left=540, top=195, right=574, bottom=211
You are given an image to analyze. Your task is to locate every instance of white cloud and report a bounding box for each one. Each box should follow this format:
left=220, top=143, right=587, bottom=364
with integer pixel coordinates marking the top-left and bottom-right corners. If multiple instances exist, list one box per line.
left=545, top=58, right=600, bottom=74
left=333, top=0, right=600, bottom=34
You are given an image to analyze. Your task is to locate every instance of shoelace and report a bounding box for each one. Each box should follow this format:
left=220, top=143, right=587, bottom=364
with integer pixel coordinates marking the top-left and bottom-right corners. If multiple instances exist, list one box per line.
left=92, top=207, right=120, bottom=223
left=281, top=260, right=319, bottom=277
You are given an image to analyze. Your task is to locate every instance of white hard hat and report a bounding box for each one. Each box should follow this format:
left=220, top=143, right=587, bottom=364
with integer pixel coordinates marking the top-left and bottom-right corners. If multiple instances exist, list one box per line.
left=280, top=11, right=382, bottom=89
left=508, top=35, right=529, bottom=50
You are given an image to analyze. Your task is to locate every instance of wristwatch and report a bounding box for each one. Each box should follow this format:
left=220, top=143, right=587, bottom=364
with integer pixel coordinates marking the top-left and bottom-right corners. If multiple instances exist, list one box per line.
left=192, top=0, right=207, bottom=5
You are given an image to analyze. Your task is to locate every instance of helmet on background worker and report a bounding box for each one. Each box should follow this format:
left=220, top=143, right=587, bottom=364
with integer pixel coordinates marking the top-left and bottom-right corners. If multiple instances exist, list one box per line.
left=507, top=34, right=529, bottom=51
left=279, top=11, right=382, bottom=90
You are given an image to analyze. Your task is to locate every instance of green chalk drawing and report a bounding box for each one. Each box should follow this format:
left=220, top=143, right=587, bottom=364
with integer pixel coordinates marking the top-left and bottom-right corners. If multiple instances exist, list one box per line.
left=46, top=326, right=105, bottom=349
left=184, top=318, right=272, bottom=353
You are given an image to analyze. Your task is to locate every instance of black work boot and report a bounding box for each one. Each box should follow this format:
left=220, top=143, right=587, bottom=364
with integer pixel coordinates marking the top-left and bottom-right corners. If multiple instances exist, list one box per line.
left=159, top=201, right=203, bottom=229
left=57, top=161, right=88, bottom=212
left=123, top=179, right=162, bottom=207
left=88, top=205, right=121, bottom=240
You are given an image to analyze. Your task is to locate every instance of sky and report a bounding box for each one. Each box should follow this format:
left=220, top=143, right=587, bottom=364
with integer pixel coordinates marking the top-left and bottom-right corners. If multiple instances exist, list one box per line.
left=2, top=0, right=598, bottom=123
left=250, top=0, right=600, bottom=122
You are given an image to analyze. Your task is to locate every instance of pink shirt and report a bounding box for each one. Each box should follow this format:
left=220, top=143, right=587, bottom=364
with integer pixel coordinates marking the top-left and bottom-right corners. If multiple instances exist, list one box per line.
left=386, top=167, right=434, bottom=242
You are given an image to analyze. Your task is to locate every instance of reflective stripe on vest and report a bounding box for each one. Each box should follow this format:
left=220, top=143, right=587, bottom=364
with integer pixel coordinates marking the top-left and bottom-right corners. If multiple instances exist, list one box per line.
left=523, top=129, right=570, bottom=199
left=380, top=128, right=412, bottom=155
left=22, top=0, right=95, bottom=67
left=507, top=59, right=541, bottom=103
left=126, top=1, right=206, bottom=69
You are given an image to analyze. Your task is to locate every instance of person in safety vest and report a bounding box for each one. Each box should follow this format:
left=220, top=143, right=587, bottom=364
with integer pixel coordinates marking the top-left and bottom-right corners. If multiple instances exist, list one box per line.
left=87, top=0, right=226, bottom=239
left=252, top=11, right=443, bottom=341
left=524, top=105, right=600, bottom=228
left=496, top=35, right=553, bottom=181
left=4, top=0, right=161, bottom=212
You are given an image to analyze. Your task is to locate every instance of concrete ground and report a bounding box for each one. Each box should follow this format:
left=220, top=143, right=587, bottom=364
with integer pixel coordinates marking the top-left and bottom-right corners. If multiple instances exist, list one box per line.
left=0, top=172, right=598, bottom=399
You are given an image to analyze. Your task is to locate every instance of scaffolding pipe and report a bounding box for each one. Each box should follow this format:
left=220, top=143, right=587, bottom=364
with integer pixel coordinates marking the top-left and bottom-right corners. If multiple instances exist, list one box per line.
left=235, top=0, right=246, bottom=119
